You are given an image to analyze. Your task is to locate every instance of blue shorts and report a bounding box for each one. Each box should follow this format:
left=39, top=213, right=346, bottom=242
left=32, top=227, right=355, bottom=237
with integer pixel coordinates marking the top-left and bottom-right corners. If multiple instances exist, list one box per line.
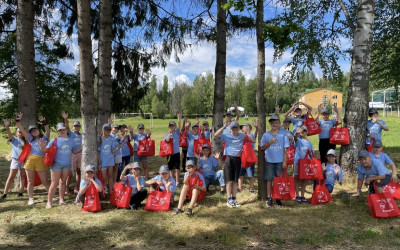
left=133, top=151, right=148, bottom=162
left=240, top=165, right=255, bottom=177
left=51, top=162, right=71, bottom=172
left=264, top=162, right=282, bottom=181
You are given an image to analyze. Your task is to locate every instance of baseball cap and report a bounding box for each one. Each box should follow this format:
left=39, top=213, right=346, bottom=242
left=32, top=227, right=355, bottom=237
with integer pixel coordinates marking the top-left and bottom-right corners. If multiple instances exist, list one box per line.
left=369, top=107, right=378, bottom=115
left=226, top=111, right=232, bottom=116
left=137, top=123, right=145, bottom=129
left=321, top=107, right=330, bottom=114
left=159, top=165, right=169, bottom=174
left=294, top=106, right=301, bottom=111
left=372, top=140, right=383, bottom=148
left=240, top=123, right=252, bottom=130
left=358, top=150, right=370, bottom=158
left=73, top=121, right=81, bottom=126
left=56, top=123, right=66, bottom=131
left=132, top=162, right=141, bottom=169
left=112, top=124, right=119, bottom=129
left=192, top=123, right=199, bottom=128
left=120, top=124, right=127, bottom=129
left=202, top=144, right=210, bottom=149
left=185, top=160, right=195, bottom=167
left=283, top=117, right=292, bottom=123
left=202, top=121, right=209, bottom=125
left=230, top=122, right=240, bottom=129
left=85, top=165, right=96, bottom=173
left=301, top=125, right=308, bottom=132
left=326, top=149, right=336, bottom=156
left=28, top=125, right=38, bottom=132
left=168, top=121, right=176, bottom=127
left=102, top=123, right=111, bottom=130
left=268, top=114, right=280, bottom=122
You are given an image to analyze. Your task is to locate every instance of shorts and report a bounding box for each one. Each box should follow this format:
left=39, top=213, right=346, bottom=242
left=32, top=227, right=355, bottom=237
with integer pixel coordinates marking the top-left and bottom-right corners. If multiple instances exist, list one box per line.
left=114, top=154, right=122, bottom=164
left=373, top=174, right=392, bottom=188
left=133, top=151, right=148, bottom=162
left=264, top=162, right=283, bottom=181
left=224, top=156, right=241, bottom=182
left=11, top=158, right=24, bottom=170
left=51, top=162, right=71, bottom=172
left=167, top=153, right=180, bottom=170
left=71, top=153, right=82, bottom=171
left=24, top=154, right=47, bottom=172
left=240, top=165, right=255, bottom=177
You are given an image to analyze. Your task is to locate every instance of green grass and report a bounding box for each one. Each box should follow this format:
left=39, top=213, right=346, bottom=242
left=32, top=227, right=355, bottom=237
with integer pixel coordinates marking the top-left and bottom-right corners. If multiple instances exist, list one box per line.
left=1, top=116, right=400, bottom=249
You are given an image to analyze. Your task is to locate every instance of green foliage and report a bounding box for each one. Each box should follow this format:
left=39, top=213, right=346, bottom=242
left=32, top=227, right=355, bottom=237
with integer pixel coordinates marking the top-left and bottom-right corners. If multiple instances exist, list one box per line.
left=151, top=95, right=167, bottom=119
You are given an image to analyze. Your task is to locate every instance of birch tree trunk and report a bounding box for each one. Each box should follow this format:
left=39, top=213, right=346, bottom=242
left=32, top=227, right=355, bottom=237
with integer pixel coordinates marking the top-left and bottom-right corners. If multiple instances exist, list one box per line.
left=77, top=0, right=97, bottom=168
left=16, top=0, right=36, bottom=127
left=340, top=0, right=375, bottom=174
left=97, top=0, right=113, bottom=133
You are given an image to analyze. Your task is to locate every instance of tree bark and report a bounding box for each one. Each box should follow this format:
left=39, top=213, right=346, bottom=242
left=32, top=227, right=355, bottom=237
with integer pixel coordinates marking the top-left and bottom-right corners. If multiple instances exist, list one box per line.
left=256, top=0, right=266, bottom=200
left=16, top=0, right=36, bottom=127
left=97, top=0, right=113, bottom=134
left=212, top=0, right=227, bottom=152
left=340, top=0, right=375, bottom=174
left=77, top=0, right=97, bottom=168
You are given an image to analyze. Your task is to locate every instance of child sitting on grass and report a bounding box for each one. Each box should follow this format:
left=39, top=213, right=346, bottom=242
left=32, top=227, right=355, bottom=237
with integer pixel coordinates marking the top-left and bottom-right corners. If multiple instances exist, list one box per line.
left=120, top=162, right=147, bottom=210
left=146, top=165, right=176, bottom=205
left=196, top=144, right=225, bottom=194
left=317, top=149, right=342, bottom=193
left=173, top=160, right=206, bottom=216
left=76, top=165, right=103, bottom=204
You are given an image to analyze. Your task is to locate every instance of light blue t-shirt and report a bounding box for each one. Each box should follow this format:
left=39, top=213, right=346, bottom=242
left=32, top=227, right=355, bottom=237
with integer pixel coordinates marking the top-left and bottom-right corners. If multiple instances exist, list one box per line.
left=366, top=119, right=387, bottom=144
left=27, top=134, right=48, bottom=156
left=10, top=137, right=24, bottom=159
left=133, top=133, right=147, bottom=151
left=110, top=134, right=122, bottom=156
left=319, top=120, right=336, bottom=139
left=121, top=136, right=133, bottom=157
left=187, top=131, right=200, bottom=157
left=184, top=172, right=206, bottom=188
left=220, top=132, right=244, bottom=156
left=123, top=175, right=146, bottom=196
left=357, top=159, right=391, bottom=179
left=279, top=128, right=294, bottom=144
left=47, top=137, right=79, bottom=166
left=369, top=152, right=393, bottom=165
left=151, top=175, right=176, bottom=193
left=164, top=129, right=180, bottom=154
left=203, top=129, right=211, bottom=139
left=199, top=156, right=219, bottom=177
left=324, top=163, right=342, bottom=187
left=79, top=178, right=103, bottom=191
left=261, top=131, right=290, bottom=163
left=68, top=132, right=82, bottom=148
left=291, top=117, right=305, bottom=134
left=223, top=121, right=235, bottom=134
left=294, top=138, right=314, bottom=164
left=98, top=136, right=118, bottom=167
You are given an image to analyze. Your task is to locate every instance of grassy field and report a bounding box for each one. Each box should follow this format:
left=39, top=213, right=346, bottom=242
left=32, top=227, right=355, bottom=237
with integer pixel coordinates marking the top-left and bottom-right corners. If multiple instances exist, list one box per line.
left=1, top=116, right=400, bottom=249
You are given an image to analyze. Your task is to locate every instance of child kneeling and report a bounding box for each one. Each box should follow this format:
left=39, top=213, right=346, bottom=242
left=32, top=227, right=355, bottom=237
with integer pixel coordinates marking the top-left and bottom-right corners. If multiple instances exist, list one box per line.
left=173, top=160, right=206, bottom=216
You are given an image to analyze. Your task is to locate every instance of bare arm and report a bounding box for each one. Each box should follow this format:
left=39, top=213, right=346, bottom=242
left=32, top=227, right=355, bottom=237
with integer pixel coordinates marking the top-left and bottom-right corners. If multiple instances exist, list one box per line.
left=214, top=122, right=228, bottom=138
left=284, top=102, right=298, bottom=118
left=177, top=110, right=181, bottom=131
left=333, top=105, right=342, bottom=125
left=3, top=119, right=13, bottom=140
left=61, top=111, right=70, bottom=133
left=233, top=101, right=239, bottom=122
left=15, top=113, right=30, bottom=139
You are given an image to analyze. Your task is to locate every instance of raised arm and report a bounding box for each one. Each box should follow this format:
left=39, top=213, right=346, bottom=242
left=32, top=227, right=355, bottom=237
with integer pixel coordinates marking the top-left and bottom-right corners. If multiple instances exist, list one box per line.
left=333, top=104, right=342, bottom=125
left=176, top=110, right=181, bottom=131
left=315, top=103, right=323, bottom=123
left=15, top=113, right=29, bottom=139
left=300, top=102, right=313, bottom=114
left=233, top=101, right=239, bottom=122
left=214, top=121, right=229, bottom=138
left=61, top=110, right=70, bottom=133
left=252, top=120, right=258, bottom=138
left=3, top=119, right=14, bottom=140
left=284, top=102, right=298, bottom=118
left=38, top=116, right=50, bottom=139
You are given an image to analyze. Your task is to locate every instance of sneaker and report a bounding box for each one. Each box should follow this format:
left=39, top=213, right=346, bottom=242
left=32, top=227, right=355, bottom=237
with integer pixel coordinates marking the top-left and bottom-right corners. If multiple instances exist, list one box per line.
left=249, top=189, right=255, bottom=195
left=18, top=193, right=23, bottom=197
left=185, top=208, right=193, bottom=216
left=219, top=190, right=226, bottom=195
left=129, top=204, right=138, bottom=210
left=296, top=196, right=302, bottom=203
left=59, top=200, right=67, bottom=205
left=173, top=208, right=183, bottom=215
left=233, top=200, right=241, bottom=207
left=227, top=200, right=235, bottom=208
left=266, top=197, right=273, bottom=207
left=276, top=199, right=283, bottom=207
left=46, top=202, right=52, bottom=209
left=301, top=197, right=308, bottom=203
left=1, top=194, right=7, bottom=199
left=52, top=197, right=58, bottom=202
left=28, top=198, right=34, bottom=205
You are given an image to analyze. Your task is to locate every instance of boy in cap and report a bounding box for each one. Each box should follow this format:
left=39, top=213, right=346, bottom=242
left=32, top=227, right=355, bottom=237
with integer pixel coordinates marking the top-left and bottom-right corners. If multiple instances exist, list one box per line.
left=319, top=149, right=342, bottom=193
left=184, top=119, right=201, bottom=166
left=284, top=101, right=313, bottom=134
left=164, top=111, right=182, bottom=186
left=120, top=162, right=147, bottom=209
left=173, top=160, right=206, bottom=216
left=146, top=165, right=176, bottom=203
left=196, top=144, right=225, bottom=194
left=369, top=140, right=397, bottom=181
left=128, top=123, right=151, bottom=180
left=260, top=115, right=290, bottom=207
left=76, top=165, right=103, bottom=204
left=366, top=107, right=389, bottom=149
left=201, top=120, right=211, bottom=139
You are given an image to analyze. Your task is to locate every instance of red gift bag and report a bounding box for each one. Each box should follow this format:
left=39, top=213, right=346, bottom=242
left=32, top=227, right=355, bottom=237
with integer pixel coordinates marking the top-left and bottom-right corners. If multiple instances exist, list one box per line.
left=272, top=169, right=295, bottom=200
left=179, top=132, right=188, bottom=148
left=367, top=192, right=400, bottom=218
left=186, top=172, right=206, bottom=202
left=193, top=137, right=211, bottom=156
left=329, top=125, right=350, bottom=145
left=241, top=136, right=257, bottom=168
left=127, top=137, right=134, bottom=156
left=159, top=139, right=173, bottom=157
left=303, top=113, right=322, bottom=136
left=144, top=188, right=172, bottom=212
left=310, top=180, right=333, bottom=205
left=81, top=183, right=102, bottom=212
left=138, top=139, right=155, bottom=157
left=383, top=182, right=400, bottom=200
left=222, top=142, right=227, bottom=161
left=97, top=171, right=106, bottom=199
left=286, top=145, right=295, bottom=165
left=24, top=171, right=42, bottom=188
left=110, top=180, right=132, bottom=208
left=44, top=138, right=57, bottom=167
left=18, top=139, right=34, bottom=163
left=299, top=151, right=323, bottom=180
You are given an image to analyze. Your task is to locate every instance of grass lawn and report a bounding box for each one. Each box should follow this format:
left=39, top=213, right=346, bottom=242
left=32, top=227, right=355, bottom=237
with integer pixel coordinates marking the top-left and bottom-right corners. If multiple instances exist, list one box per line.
left=1, top=116, right=400, bottom=249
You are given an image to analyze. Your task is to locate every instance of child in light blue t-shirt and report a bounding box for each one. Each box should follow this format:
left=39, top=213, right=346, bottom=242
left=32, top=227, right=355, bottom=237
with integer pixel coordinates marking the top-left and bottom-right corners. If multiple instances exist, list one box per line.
left=314, top=149, right=342, bottom=193
left=120, top=162, right=147, bottom=210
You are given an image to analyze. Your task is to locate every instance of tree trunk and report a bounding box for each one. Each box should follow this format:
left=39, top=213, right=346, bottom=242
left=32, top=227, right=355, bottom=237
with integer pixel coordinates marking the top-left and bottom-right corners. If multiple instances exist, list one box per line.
left=16, top=0, right=36, bottom=127
left=97, top=0, right=113, bottom=133
left=211, top=0, right=227, bottom=152
left=340, top=0, right=375, bottom=174
left=256, top=0, right=266, bottom=200
left=77, top=0, right=97, bottom=168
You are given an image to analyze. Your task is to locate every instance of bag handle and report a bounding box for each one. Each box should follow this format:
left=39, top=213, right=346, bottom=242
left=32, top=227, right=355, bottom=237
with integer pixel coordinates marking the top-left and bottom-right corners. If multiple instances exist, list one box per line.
left=304, top=149, right=315, bottom=159
left=280, top=168, right=289, bottom=177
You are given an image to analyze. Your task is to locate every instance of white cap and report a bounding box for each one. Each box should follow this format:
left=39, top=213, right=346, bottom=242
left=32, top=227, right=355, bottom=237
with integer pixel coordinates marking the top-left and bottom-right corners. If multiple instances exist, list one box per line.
left=326, top=149, right=336, bottom=156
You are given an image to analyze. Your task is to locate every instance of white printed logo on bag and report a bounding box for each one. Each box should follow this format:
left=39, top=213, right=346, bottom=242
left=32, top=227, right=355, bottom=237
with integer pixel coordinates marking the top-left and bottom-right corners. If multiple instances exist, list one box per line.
left=376, top=198, right=394, bottom=213
left=278, top=182, right=290, bottom=195
left=151, top=196, right=168, bottom=206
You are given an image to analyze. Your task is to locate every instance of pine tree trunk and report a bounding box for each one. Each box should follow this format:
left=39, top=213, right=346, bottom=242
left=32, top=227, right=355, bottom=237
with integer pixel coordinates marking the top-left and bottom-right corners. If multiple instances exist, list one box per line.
left=77, top=0, right=97, bottom=168
left=256, top=0, right=266, bottom=200
left=16, top=0, right=36, bottom=127
left=340, top=0, right=375, bottom=174
left=211, top=0, right=227, bottom=152
left=97, top=0, right=113, bottom=133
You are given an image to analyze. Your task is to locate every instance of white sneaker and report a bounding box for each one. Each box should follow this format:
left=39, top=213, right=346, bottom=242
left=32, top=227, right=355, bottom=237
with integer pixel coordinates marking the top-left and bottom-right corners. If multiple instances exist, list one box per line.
left=28, top=198, right=34, bottom=205
left=46, top=202, right=52, bottom=209
left=227, top=200, right=235, bottom=208
left=52, top=197, right=58, bottom=202
left=233, top=200, right=241, bottom=207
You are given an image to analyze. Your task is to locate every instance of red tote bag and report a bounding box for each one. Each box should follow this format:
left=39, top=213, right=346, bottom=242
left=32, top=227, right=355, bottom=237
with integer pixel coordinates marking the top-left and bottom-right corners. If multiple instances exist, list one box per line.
left=138, top=139, right=155, bottom=157
left=97, top=171, right=106, bottom=199
left=144, top=188, right=172, bottom=212
left=24, top=171, right=42, bottom=188
left=81, top=183, right=102, bottom=212
left=179, top=132, right=188, bottom=148
left=241, top=136, right=257, bottom=168
left=44, top=138, right=57, bottom=167
left=286, top=145, right=295, bottom=165
left=18, top=139, right=34, bottom=163
left=272, top=169, right=295, bottom=200
left=127, top=137, right=134, bottom=156
left=303, top=113, right=322, bottom=136
left=329, top=125, right=350, bottom=145
left=159, top=139, right=173, bottom=157
left=110, top=180, right=132, bottom=208
left=299, top=151, right=323, bottom=180
left=310, top=180, right=333, bottom=205
left=367, top=192, right=400, bottom=218
left=193, top=138, right=211, bottom=156
left=186, top=173, right=206, bottom=202
left=383, top=182, right=400, bottom=200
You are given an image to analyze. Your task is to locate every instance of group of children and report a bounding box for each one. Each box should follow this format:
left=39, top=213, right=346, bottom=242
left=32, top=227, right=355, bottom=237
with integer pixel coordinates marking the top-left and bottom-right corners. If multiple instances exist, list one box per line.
left=1, top=102, right=397, bottom=214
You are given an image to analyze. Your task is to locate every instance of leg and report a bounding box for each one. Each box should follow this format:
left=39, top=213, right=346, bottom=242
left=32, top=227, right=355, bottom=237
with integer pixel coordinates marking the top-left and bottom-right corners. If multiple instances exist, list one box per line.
left=188, top=188, right=200, bottom=209
left=294, top=175, right=300, bottom=197
left=19, top=169, right=27, bottom=194
left=231, top=181, right=238, bottom=197
left=113, top=164, right=119, bottom=182
left=106, top=167, right=114, bottom=194
left=248, top=165, right=255, bottom=190
left=215, top=170, right=225, bottom=191
left=266, top=181, right=273, bottom=198
left=3, top=169, right=19, bottom=195
left=75, top=167, right=81, bottom=193
left=64, top=169, right=73, bottom=194
left=177, top=183, right=189, bottom=210
left=301, top=180, right=306, bottom=197
left=175, top=169, right=180, bottom=185
left=59, top=169, right=70, bottom=201
left=47, top=170, right=62, bottom=207
left=130, top=189, right=148, bottom=206
left=36, top=170, right=50, bottom=192
left=25, top=169, right=35, bottom=199
left=226, top=181, right=233, bottom=197
left=142, top=161, right=149, bottom=180
left=101, top=168, right=108, bottom=193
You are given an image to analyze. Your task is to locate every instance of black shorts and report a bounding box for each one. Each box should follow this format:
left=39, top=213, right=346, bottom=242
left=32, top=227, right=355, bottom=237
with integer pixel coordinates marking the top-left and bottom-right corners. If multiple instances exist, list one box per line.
left=167, top=153, right=181, bottom=170
left=224, top=156, right=241, bottom=182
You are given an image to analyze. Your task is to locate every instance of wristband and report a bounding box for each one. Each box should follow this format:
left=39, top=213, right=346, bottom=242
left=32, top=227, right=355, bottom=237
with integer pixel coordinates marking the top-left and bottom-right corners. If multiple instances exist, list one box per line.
left=15, top=119, right=20, bottom=123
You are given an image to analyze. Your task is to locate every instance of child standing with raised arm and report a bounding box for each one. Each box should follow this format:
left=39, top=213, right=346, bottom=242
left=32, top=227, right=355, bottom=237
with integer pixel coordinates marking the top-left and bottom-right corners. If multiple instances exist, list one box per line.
left=284, top=101, right=313, bottom=134
left=129, top=123, right=151, bottom=180
left=164, top=111, right=181, bottom=187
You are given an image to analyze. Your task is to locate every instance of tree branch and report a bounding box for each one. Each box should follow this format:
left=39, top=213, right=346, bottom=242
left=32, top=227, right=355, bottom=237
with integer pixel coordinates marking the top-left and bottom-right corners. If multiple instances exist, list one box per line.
left=337, top=0, right=355, bottom=32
